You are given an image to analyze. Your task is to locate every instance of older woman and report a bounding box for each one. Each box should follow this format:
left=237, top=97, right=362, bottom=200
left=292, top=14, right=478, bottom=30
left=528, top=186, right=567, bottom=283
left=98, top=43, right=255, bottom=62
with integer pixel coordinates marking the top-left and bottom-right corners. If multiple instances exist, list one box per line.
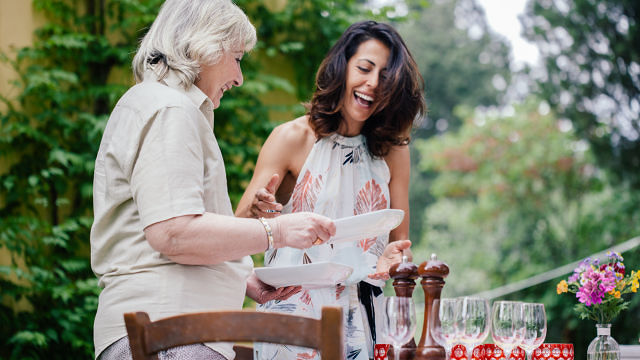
left=236, top=21, right=426, bottom=360
left=91, top=1, right=334, bottom=359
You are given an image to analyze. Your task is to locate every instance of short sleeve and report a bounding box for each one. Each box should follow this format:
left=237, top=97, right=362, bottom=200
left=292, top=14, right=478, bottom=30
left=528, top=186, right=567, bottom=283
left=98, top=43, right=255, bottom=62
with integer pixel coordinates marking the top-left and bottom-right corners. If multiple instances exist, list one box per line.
left=131, top=105, right=207, bottom=227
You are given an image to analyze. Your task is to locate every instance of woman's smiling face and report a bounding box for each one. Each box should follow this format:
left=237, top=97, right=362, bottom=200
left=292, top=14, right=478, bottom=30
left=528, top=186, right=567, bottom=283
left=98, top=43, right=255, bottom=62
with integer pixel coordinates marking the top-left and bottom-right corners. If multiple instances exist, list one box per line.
left=195, top=49, right=245, bottom=109
left=338, top=39, right=390, bottom=136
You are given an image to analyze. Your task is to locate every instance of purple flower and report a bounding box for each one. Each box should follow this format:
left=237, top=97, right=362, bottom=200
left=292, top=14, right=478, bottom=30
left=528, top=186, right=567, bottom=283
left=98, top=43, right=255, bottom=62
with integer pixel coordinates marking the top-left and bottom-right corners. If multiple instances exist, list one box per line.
left=568, top=273, right=579, bottom=283
left=571, top=261, right=592, bottom=284
left=607, top=251, right=624, bottom=262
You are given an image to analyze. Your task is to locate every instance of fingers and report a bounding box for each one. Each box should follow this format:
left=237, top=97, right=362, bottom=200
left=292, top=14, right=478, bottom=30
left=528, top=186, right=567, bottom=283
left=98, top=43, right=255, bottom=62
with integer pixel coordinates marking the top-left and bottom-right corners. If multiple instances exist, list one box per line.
left=308, top=214, right=335, bottom=246
left=252, top=187, right=282, bottom=217
left=390, top=240, right=413, bottom=262
left=368, top=272, right=390, bottom=281
left=254, top=198, right=282, bottom=216
left=314, top=213, right=336, bottom=240
left=272, top=213, right=335, bottom=249
left=403, top=246, right=414, bottom=262
left=255, top=187, right=276, bottom=204
left=376, top=239, right=413, bottom=274
left=391, top=239, right=412, bottom=253
left=384, top=239, right=412, bottom=257
left=263, top=286, right=301, bottom=303
left=265, top=173, right=279, bottom=195
left=275, top=286, right=302, bottom=300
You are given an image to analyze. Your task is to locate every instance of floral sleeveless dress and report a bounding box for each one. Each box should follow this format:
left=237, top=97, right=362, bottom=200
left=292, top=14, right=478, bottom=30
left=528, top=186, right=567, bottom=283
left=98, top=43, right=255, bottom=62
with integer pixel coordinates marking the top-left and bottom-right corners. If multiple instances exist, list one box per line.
left=255, top=133, right=391, bottom=360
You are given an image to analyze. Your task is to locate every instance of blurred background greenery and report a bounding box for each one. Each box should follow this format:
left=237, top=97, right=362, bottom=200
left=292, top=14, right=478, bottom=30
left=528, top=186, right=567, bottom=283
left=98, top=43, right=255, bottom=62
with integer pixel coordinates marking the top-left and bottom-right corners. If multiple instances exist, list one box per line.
left=0, top=0, right=638, bottom=359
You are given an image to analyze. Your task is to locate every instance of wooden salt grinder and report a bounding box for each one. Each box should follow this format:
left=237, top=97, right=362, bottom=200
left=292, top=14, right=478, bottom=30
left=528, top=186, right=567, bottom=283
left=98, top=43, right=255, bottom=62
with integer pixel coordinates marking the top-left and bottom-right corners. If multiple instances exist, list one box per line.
left=414, top=253, right=449, bottom=360
left=389, top=255, right=419, bottom=360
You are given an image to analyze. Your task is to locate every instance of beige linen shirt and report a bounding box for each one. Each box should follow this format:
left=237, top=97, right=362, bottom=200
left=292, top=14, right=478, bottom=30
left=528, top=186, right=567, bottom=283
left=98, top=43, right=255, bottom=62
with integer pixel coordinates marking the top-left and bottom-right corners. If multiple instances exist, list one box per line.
left=91, top=69, right=252, bottom=359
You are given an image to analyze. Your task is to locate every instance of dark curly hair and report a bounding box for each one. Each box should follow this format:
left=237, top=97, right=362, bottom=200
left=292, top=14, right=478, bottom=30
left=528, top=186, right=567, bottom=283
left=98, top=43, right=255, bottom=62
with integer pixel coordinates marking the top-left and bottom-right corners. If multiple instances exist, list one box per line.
left=306, top=20, right=426, bottom=157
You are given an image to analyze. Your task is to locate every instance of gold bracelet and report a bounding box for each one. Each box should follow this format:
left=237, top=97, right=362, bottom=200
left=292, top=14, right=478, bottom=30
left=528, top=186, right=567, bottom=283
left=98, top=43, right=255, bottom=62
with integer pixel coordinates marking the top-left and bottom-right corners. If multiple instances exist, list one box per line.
left=258, top=217, right=274, bottom=251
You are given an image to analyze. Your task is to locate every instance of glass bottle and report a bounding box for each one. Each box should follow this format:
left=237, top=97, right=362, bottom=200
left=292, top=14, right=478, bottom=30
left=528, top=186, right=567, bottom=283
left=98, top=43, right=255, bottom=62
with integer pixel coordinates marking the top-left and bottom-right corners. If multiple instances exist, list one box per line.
left=587, top=324, right=620, bottom=360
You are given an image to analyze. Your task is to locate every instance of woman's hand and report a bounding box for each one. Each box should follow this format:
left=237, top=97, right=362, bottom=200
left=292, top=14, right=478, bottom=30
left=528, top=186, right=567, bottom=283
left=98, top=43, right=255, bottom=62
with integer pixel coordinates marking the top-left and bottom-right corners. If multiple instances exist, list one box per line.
left=246, top=271, right=301, bottom=304
left=270, top=212, right=335, bottom=249
left=249, top=174, right=283, bottom=218
left=369, top=240, right=412, bottom=280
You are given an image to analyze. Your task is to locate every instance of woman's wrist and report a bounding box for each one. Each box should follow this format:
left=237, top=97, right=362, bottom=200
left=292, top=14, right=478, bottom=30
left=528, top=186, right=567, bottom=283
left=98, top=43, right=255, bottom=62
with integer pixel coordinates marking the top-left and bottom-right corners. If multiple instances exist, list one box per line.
left=258, top=217, right=274, bottom=251
left=269, top=217, right=281, bottom=249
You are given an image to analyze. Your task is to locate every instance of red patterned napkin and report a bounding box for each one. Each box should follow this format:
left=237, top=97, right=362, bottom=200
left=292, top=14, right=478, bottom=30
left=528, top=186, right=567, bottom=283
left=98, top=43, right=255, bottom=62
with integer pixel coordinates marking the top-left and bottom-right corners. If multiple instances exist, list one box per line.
left=451, top=344, right=485, bottom=360
left=374, top=344, right=391, bottom=360
left=484, top=344, right=525, bottom=360
left=532, top=344, right=574, bottom=360
left=451, top=344, right=525, bottom=360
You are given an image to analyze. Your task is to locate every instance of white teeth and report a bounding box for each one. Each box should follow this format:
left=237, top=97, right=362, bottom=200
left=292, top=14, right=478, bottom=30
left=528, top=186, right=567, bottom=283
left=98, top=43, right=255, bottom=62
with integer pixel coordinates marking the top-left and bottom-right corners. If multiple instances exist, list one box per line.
left=355, top=91, right=373, bottom=102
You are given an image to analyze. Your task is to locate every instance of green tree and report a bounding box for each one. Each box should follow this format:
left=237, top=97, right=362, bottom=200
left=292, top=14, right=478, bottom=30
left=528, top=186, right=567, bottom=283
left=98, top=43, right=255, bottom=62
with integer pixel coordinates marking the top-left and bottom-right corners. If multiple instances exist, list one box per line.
left=399, top=0, right=511, bottom=135
left=412, top=99, right=640, bottom=357
left=395, top=0, right=512, bottom=242
left=0, top=1, right=164, bottom=357
left=521, top=0, right=640, bottom=188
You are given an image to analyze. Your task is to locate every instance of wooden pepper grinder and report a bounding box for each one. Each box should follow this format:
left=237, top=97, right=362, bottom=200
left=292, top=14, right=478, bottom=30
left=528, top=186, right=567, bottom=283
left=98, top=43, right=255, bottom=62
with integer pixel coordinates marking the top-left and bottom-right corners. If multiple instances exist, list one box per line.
left=389, top=255, right=419, bottom=360
left=414, top=253, right=449, bottom=360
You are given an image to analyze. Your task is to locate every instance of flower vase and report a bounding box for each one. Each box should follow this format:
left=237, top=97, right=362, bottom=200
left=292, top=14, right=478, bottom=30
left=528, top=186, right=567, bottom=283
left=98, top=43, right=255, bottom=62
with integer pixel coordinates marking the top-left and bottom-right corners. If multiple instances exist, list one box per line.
left=587, top=324, right=620, bottom=360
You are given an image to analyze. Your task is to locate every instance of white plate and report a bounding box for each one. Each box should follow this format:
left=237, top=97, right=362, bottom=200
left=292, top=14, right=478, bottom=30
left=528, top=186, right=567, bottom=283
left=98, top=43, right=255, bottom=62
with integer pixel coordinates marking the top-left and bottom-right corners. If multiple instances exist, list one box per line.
left=255, top=262, right=353, bottom=289
left=329, top=209, right=404, bottom=244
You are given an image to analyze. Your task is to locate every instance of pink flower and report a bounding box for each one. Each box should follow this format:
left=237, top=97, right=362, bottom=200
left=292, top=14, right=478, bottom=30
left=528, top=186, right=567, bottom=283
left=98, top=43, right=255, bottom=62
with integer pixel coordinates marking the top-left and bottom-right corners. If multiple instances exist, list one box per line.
left=576, top=267, right=617, bottom=306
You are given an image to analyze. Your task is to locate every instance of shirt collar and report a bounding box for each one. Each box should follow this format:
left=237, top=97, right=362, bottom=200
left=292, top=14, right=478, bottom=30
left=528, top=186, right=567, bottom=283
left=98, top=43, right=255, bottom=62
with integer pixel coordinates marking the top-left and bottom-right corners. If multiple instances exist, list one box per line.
left=143, top=69, right=215, bottom=128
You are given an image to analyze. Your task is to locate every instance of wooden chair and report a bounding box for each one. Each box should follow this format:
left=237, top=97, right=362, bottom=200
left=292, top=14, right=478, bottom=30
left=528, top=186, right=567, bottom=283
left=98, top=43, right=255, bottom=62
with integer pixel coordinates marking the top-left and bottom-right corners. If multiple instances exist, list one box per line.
left=124, top=306, right=343, bottom=360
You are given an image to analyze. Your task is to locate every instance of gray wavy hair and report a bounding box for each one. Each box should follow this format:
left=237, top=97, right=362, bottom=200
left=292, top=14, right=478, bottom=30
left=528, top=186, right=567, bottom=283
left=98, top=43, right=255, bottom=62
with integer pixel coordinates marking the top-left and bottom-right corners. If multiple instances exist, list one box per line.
left=132, top=0, right=256, bottom=88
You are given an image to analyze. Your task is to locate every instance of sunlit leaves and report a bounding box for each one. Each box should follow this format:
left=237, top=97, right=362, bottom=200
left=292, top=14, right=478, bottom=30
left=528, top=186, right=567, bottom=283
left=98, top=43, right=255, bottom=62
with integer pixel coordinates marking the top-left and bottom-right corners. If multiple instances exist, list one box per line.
left=522, top=0, right=640, bottom=187
left=0, top=0, right=157, bottom=357
left=413, top=97, right=640, bottom=352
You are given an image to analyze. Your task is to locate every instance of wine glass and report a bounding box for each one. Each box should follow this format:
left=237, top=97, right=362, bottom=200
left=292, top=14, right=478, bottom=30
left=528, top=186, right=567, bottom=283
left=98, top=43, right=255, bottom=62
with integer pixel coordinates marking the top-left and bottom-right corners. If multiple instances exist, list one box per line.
left=491, top=301, right=524, bottom=360
left=520, top=302, right=547, bottom=360
left=458, top=297, right=490, bottom=360
left=383, top=296, right=417, bottom=360
left=430, top=298, right=461, bottom=360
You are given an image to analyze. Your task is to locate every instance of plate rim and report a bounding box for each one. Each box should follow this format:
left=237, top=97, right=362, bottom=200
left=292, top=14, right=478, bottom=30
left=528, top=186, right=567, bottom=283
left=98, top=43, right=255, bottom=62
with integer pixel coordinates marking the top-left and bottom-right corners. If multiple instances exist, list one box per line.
left=330, top=208, right=404, bottom=243
left=254, top=261, right=353, bottom=288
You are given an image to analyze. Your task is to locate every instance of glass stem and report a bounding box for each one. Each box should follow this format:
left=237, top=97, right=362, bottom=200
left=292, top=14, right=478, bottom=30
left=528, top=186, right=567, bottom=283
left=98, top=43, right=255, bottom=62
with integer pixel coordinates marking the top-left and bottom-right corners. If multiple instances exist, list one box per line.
left=394, top=345, right=400, bottom=360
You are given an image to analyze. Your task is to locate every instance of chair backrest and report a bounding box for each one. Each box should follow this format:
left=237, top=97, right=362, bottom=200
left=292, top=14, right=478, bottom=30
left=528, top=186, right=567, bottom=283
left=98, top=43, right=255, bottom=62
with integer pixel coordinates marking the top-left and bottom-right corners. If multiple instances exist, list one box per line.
left=124, top=306, right=343, bottom=360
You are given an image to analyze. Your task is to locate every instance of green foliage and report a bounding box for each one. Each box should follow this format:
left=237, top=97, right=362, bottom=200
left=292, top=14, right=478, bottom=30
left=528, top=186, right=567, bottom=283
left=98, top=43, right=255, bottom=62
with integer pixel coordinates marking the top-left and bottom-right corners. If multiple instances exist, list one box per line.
left=0, top=0, right=390, bottom=356
left=415, top=99, right=640, bottom=288
left=399, top=0, right=511, bottom=135
left=521, top=0, right=640, bottom=188
left=396, top=0, right=511, bottom=243
left=573, top=300, right=628, bottom=323
left=412, top=98, right=640, bottom=357
left=0, top=0, right=164, bottom=357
